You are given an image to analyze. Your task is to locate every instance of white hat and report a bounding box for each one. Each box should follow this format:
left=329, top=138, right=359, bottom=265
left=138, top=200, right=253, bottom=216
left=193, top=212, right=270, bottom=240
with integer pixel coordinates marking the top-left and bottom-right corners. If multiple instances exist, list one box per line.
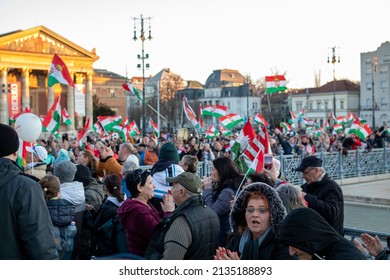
left=112, top=133, right=119, bottom=140
left=26, top=145, right=48, bottom=162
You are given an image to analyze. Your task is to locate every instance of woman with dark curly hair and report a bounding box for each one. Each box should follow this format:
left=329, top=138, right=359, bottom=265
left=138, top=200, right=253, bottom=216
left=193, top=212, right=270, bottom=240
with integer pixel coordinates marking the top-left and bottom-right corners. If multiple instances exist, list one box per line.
left=118, top=169, right=175, bottom=257
left=202, top=157, right=244, bottom=246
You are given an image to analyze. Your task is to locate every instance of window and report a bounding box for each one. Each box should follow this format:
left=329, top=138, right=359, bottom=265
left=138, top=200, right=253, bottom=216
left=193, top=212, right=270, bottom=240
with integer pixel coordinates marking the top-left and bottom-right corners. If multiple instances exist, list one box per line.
left=309, top=101, right=313, bottom=110
left=296, top=102, right=302, bottom=112
left=381, top=97, right=388, bottom=106
left=317, top=101, right=321, bottom=110
left=365, top=58, right=371, bottom=64
left=366, top=68, right=372, bottom=75
left=380, top=65, right=388, bottom=73
left=325, top=101, right=328, bottom=110
left=383, top=55, right=390, bottom=63
left=340, top=100, right=344, bottom=109
left=110, top=89, right=115, bottom=97
left=380, top=81, right=388, bottom=90
left=366, top=82, right=372, bottom=91
left=366, top=98, right=372, bottom=108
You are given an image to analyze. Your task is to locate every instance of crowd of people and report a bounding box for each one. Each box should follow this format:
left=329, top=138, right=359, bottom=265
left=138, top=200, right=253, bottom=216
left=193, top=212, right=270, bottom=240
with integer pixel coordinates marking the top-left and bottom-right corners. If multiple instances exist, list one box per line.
left=0, top=122, right=389, bottom=260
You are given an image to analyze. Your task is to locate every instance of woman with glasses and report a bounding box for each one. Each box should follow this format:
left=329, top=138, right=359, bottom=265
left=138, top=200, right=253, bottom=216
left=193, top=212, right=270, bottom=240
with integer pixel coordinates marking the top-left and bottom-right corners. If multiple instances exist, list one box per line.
left=118, top=169, right=175, bottom=258
left=214, top=182, right=295, bottom=260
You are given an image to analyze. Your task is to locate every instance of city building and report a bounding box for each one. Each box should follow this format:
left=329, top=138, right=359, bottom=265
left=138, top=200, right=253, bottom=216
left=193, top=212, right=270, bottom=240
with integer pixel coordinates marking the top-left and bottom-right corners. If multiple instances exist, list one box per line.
left=360, top=41, right=390, bottom=128
left=0, top=25, right=99, bottom=130
left=289, top=79, right=360, bottom=128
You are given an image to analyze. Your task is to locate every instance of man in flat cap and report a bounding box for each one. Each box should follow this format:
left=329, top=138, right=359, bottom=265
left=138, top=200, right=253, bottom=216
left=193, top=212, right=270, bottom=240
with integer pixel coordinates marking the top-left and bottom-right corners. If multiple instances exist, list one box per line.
left=295, top=155, right=344, bottom=236
left=145, top=172, right=220, bottom=260
left=0, top=124, right=58, bottom=259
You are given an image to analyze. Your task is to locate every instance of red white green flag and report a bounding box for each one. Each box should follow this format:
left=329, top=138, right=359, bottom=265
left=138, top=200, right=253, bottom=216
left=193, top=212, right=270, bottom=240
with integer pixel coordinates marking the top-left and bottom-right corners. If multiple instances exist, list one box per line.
left=129, top=120, right=141, bottom=137
left=17, top=138, right=29, bottom=168
left=254, top=113, right=269, bottom=127
left=219, top=113, right=243, bottom=130
left=61, top=108, right=72, bottom=126
left=48, top=54, right=75, bottom=87
left=333, top=123, right=343, bottom=133
left=265, top=75, right=287, bottom=94
left=97, top=115, right=122, bottom=132
left=218, top=124, right=232, bottom=136
left=205, top=125, right=218, bottom=139
left=122, top=82, right=143, bottom=101
left=199, top=104, right=204, bottom=128
left=290, top=111, right=297, bottom=120
left=348, top=121, right=372, bottom=140
left=248, top=149, right=265, bottom=174
left=78, top=117, right=91, bottom=147
left=42, top=95, right=61, bottom=134
left=149, top=117, right=159, bottom=137
left=280, top=122, right=292, bottom=134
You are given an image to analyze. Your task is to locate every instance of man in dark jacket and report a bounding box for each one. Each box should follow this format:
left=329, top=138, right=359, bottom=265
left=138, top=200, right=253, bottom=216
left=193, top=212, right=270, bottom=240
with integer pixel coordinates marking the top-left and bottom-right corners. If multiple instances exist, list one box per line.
left=279, top=208, right=366, bottom=260
left=0, top=124, right=58, bottom=259
left=295, top=156, right=344, bottom=235
left=145, top=172, right=220, bottom=260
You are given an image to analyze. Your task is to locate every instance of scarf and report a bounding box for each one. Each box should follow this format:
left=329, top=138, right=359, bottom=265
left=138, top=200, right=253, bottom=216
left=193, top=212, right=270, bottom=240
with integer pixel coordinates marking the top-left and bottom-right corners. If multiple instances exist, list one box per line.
left=239, top=226, right=273, bottom=258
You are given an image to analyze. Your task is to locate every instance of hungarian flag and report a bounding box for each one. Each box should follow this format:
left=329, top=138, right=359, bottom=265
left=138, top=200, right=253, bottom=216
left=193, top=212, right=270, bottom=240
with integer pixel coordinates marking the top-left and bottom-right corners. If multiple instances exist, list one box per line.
left=183, top=97, right=200, bottom=129
left=149, top=117, right=159, bottom=137
left=97, top=115, right=122, bottom=132
left=290, top=111, right=297, bottom=120
left=48, top=54, right=75, bottom=87
left=265, top=75, right=287, bottom=94
left=219, top=113, right=243, bottom=130
left=254, top=113, right=269, bottom=127
left=218, top=124, right=232, bottom=136
left=280, top=122, right=292, bottom=134
left=61, top=108, right=72, bottom=126
left=93, top=120, right=104, bottom=137
left=112, top=124, right=128, bottom=142
left=42, top=95, right=61, bottom=134
left=199, top=104, right=204, bottom=128
left=248, top=149, right=265, bottom=174
left=333, top=123, right=343, bottom=133
left=78, top=117, right=91, bottom=146
left=302, top=118, right=315, bottom=127
left=122, top=82, right=143, bottom=101
left=205, top=125, right=218, bottom=139
left=17, top=138, right=29, bottom=168
left=348, top=121, right=372, bottom=140
left=129, top=120, right=141, bottom=137
left=330, top=111, right=337, bottom=121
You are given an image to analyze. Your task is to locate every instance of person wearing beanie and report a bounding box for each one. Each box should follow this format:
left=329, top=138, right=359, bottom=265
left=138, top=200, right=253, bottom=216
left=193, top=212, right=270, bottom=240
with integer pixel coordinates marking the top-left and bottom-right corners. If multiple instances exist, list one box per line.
left=149, top=142, right=184, bottom=211
left=54, top=160, right=86, bottom=259
left=0, top=124, right=58, bottom=259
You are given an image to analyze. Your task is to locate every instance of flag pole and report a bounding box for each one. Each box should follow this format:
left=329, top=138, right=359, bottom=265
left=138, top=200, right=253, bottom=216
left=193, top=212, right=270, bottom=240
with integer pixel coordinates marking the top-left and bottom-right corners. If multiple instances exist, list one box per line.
left=266, top=93, right=276, bottom=129
left=234, top=148, right=262, bottom=199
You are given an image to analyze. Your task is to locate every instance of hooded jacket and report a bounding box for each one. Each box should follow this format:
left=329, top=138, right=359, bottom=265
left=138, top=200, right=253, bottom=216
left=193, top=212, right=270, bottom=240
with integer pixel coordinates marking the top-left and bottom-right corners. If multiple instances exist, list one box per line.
left=0, top=158, right=58, bottom=259
left=228, top=182, right=294, bottom=260
left=278, top=208, right=366, bottom=260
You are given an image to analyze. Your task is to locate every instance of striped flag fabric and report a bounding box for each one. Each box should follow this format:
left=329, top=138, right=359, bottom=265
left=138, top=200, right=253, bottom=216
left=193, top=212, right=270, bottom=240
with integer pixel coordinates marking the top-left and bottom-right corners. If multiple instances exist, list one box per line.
left=122, top=82, right=143, bottom=101
left=254, top=113, right=269, bottom=127
left=219, top=113, right=243, bottom=130
left=290, top=111, right=297, bottom=120
left=199, top=104, right=204, bottom=128
left=265, top=75, right=287, bottom=94
left=205, top=125, right=218, bottom=139
left=48, top=54, right=75, bottom=87
left=129, top=120, right=141, bottom=137
left=42, top=95, right=61, bottom=134
left=280, top=122, right=292, bottom=134
left=149, top=117, right=159, bottom=137
left=183, top=97, right=200, bottom=129
left=97, top=115, right=123, bottom=132
left=78, top=117, right=91, bottom=147
left=218, top=124, right=232, bottom=136
left=61, top=108, right=72, bottom=126
left=201, top=105, right=228, bottom=118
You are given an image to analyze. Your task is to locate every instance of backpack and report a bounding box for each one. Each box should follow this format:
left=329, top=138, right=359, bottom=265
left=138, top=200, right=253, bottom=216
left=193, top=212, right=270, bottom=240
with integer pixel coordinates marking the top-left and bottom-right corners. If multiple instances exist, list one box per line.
left=97, top=215, right=128, bottom=256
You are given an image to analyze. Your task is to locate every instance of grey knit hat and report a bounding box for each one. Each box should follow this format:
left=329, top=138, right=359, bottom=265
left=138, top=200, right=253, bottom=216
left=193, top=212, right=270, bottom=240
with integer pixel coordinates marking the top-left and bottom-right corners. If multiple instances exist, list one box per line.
left=54, top=160, right=77, bottom=183
left=230, top=182, right=287, bottom=237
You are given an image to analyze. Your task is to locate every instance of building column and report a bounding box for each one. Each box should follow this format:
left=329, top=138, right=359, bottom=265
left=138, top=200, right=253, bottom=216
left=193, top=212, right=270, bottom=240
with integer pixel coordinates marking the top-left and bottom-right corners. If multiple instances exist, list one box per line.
left=21, top=68, right=30, bottom=110
left=67, top=77, right=75, bottom=131
left=47, top=87, right=55, bottom=112
left=85, top=71, right=93, bottom=128
left=0, top=67, right=8, bottom=124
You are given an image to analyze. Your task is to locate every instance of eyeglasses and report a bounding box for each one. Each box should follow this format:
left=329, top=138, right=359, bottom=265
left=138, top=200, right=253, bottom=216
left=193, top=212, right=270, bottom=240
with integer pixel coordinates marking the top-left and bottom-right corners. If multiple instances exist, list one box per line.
left=303, top=168, right=316, bottom=175
left=246, top=207, right=269, bottom=214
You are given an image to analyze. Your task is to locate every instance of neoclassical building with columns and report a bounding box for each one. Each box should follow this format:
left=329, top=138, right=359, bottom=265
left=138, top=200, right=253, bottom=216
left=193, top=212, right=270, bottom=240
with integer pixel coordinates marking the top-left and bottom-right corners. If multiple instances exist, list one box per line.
left=0, top=25, right=99, bottom=130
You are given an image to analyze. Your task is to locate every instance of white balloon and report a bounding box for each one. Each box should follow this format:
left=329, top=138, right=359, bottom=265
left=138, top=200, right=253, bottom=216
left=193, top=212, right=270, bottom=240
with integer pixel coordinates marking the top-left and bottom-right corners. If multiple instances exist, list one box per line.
left=15, top=113, right=42, bottom=142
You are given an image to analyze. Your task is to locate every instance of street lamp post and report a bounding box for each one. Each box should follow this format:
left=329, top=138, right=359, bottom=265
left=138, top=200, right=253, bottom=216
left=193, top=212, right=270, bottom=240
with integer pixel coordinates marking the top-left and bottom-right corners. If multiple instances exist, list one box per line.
left=133, top=14, right=152, bottom=136
left=327, top=46, right=340, bottom=117
left=372, top=56, right=378, bottom=129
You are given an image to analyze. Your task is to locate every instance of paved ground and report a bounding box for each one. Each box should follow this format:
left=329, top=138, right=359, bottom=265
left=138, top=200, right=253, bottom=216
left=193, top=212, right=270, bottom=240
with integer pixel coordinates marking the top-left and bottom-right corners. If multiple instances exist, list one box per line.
left=339, top=177, right=390, bottom=206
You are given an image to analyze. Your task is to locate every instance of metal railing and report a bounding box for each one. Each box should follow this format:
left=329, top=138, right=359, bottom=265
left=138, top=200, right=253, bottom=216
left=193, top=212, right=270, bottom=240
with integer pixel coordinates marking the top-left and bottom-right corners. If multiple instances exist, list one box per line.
left=140, top=147, right=390, bottom=185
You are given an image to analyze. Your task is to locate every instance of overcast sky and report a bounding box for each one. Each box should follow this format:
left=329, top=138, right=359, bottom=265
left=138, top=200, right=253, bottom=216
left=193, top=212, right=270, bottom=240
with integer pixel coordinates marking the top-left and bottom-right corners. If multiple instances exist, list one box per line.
left=1, top=0, right=389, bottom=88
